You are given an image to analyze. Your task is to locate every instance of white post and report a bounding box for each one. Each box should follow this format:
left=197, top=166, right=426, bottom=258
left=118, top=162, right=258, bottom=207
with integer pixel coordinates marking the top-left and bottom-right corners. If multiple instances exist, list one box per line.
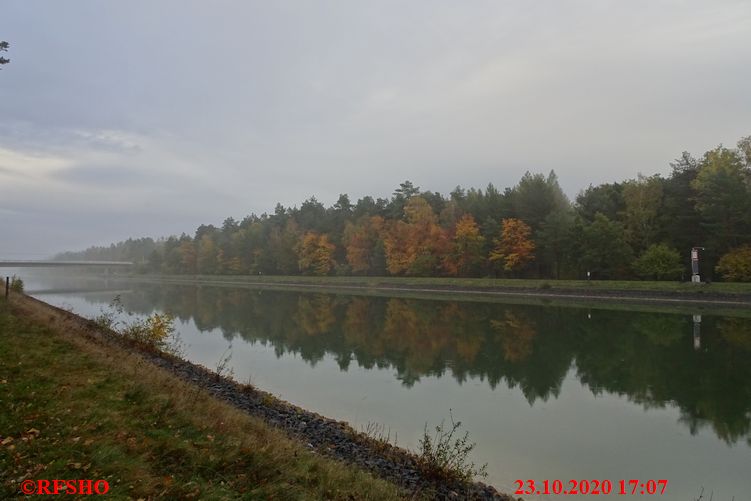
left=691, top=247, right=701, bottom=283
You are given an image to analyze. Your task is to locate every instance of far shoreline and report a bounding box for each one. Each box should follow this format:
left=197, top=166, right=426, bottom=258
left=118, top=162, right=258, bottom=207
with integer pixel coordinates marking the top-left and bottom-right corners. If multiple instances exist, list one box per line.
left=38, top=272, right=751, bottom=311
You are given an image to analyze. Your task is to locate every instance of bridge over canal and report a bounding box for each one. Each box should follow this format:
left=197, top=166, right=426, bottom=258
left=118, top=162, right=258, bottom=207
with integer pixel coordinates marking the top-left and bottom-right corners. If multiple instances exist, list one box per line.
left=0, top=261, right=134, bottom=276
left=0, top=260, right=133, bottom=268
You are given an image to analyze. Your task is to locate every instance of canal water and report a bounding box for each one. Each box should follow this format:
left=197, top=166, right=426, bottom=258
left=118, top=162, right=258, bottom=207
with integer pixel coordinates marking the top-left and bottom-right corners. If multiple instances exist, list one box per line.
left=20, top=273, right=751, bottom=500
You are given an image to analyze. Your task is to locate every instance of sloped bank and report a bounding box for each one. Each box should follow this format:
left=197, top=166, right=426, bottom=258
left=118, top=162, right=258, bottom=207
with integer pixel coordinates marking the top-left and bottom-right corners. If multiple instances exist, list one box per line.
left=125, top=274, right=751, bottom=309
left=11, top=291, right=515, bottom=501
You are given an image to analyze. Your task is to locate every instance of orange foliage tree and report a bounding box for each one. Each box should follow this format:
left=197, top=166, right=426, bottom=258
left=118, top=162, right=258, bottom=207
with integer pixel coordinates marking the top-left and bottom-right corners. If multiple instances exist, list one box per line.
left=383, top=197, right=450, bottom=275
left=489, top=218, right=535, bottom=273
left=297, top=231, right=336, bottom=275
left=344, top=216, right=385, bottom=274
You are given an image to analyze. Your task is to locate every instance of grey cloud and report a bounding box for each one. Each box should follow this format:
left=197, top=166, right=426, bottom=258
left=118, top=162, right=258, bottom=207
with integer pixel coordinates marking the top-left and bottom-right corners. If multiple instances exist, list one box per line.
left=53, top=164, right=153, bottom=187
left=0, top=165, right=26, bottom=178
left=0, top=0, right=750, bottom=256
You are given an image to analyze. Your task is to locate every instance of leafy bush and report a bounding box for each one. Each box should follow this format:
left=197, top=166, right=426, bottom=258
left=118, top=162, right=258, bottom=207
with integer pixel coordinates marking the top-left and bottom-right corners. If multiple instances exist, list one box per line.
left=121, top=313, right=176, bottom=350
left=417, top=410, right=487, bottom=483
left=716, top=245, right=751, bottom=282
left=94, top=296, right=183, bottom=356
left=9, top=275, right=24, bottom=293
left=633, top=244, right=683, bottom=280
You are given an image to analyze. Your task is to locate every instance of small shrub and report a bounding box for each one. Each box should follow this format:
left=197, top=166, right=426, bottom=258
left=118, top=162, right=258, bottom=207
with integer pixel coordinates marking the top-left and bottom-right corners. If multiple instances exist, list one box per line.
left=539, top=282, right=552, bottom=290
left=92, top=296, right=184, bottom=357
left=121, top=313, right=176, bottom=350
left=417, top=410, right=487, bottom=483
left=633, top=244, right=683, bottom=281
left=716, top=245, right=751, bottom=282
left=9, top=275, right=24, bottom=293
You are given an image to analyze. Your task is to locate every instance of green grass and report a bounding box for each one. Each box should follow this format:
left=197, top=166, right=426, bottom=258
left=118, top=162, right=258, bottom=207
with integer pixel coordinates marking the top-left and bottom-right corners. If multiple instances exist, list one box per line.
left=0, top=299, right=408, bottom=500
left=127, top=273, right=751, bottom=295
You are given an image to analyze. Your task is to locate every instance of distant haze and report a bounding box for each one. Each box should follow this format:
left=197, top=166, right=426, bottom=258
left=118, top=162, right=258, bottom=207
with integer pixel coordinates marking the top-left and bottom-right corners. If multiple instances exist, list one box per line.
left=1, top=1, right=750, bottom=257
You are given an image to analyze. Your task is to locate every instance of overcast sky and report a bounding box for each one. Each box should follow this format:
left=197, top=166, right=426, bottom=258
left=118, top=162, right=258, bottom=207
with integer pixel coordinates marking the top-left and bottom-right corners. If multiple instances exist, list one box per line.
left=1, top=1, right=750, bottom=257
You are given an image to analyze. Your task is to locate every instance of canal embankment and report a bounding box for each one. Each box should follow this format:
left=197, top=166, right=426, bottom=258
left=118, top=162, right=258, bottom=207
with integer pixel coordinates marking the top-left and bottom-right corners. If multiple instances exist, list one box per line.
left=112, top=273, right=751, bottom=309
left=0, top=290, right=513, bottom=500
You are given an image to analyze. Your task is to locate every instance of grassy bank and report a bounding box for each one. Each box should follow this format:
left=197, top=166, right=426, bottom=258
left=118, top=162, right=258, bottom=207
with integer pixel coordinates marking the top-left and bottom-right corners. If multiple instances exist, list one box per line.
left=90, top=273, right=751, bottom=314
left=122, top=274, right=751, bottom=295
left=84, top=273, right=750, bottom=319
left=0, top=297, right=407, bottom=500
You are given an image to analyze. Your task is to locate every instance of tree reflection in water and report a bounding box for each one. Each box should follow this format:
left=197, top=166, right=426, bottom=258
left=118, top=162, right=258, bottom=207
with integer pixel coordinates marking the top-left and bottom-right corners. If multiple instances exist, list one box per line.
left=104, top=284, right=751, bottom=446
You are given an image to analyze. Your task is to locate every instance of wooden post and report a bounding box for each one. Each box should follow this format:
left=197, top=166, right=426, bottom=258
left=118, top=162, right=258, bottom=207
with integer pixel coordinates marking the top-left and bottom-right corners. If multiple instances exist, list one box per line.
left=5, top=276, right=8, bottom=298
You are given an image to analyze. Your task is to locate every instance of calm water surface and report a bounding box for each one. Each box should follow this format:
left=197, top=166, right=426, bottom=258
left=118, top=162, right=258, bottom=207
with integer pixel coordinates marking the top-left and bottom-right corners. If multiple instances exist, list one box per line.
left=22, top=273, right=751, bottom=500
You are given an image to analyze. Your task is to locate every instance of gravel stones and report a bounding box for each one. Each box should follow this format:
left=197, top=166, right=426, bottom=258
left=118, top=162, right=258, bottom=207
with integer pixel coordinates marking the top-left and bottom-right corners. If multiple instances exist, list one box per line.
left=140, top=351, right=511, bottom=500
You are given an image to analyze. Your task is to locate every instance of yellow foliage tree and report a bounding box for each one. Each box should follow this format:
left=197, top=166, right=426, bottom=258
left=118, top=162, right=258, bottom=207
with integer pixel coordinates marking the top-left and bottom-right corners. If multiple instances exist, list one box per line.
left=297, top=231, right=336, bottom=275
left=444, top=214, right=485, bottom=277
left=489, top=218, right=535, bottom=272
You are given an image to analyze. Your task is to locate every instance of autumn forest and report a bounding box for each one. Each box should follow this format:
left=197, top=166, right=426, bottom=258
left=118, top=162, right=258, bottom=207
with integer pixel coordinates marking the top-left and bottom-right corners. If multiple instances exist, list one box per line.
left=57, top=136, right=751, bottom=281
